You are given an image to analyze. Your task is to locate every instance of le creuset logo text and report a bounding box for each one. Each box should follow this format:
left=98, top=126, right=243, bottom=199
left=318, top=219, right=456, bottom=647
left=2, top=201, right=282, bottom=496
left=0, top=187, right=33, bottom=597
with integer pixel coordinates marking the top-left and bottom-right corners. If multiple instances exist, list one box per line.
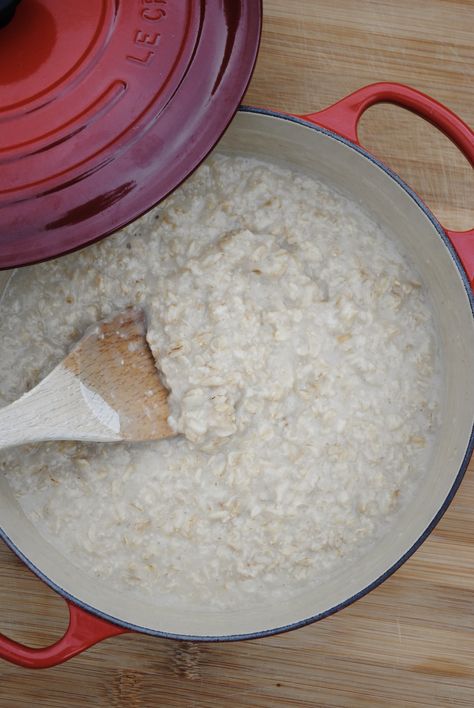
left=126, top=0, right=167, bottom=66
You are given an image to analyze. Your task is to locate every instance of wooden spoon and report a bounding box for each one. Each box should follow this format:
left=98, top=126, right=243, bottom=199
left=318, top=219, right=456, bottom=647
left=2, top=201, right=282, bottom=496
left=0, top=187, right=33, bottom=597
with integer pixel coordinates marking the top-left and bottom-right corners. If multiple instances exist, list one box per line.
left=0, top=308, right=174, bottom=449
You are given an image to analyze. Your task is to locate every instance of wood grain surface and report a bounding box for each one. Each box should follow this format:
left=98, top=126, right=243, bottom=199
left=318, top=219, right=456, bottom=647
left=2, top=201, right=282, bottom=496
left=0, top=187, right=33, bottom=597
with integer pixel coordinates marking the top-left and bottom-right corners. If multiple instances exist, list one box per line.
left=1, top=0, right=473, bottom=705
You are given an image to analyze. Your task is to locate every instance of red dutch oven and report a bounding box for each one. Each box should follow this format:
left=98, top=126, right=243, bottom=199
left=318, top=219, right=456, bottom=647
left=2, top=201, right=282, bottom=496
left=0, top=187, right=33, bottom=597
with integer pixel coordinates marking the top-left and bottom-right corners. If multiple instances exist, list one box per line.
left=0, top=1, right=473, bottom=671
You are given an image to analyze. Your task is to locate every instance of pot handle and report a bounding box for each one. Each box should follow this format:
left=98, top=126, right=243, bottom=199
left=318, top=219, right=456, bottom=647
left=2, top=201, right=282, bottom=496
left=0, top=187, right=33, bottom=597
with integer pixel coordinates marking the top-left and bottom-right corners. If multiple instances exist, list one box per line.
left=0, top=600, right=129, bottom=668
left=299, top=82, right=474, bottom=287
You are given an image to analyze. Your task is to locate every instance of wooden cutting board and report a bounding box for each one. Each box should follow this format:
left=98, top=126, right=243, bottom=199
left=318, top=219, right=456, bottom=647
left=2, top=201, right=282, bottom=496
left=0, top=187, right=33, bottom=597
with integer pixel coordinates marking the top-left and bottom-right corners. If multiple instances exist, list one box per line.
left=1, top=1, right=473, bottom=705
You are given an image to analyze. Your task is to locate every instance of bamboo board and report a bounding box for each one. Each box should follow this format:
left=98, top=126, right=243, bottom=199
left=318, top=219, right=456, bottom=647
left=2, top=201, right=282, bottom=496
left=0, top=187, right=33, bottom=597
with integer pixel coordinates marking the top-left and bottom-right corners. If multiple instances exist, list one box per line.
left=1, top=0, right=473, bottom=705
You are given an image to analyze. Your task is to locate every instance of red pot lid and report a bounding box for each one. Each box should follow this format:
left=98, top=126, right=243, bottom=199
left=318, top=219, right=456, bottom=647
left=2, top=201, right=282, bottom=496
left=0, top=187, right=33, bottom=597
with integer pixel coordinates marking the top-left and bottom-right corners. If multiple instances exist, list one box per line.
left=0, top=0, right=261, bottom=268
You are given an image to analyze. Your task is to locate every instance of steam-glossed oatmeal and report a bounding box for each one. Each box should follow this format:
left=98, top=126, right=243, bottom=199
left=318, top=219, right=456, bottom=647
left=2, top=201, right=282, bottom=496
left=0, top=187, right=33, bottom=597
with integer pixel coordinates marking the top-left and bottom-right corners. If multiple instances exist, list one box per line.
left=0, top=155, right=440, bottom=609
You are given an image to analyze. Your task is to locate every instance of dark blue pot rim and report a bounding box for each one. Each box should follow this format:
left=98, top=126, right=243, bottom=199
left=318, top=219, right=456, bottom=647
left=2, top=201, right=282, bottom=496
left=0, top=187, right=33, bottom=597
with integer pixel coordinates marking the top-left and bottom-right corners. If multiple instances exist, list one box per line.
left=1, top=106, right=474, bottom=643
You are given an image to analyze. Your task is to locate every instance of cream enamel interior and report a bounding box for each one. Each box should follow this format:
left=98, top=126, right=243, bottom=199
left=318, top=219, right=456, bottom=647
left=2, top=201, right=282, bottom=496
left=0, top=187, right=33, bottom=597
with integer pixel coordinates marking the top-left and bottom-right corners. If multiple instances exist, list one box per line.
left=0, top=110, right=473, bottom=638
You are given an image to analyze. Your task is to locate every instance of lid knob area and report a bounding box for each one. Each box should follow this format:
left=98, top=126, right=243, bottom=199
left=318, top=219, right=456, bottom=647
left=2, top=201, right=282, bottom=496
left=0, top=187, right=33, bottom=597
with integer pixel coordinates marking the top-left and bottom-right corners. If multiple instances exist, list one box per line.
left=0, top=0, right=21, bottom=27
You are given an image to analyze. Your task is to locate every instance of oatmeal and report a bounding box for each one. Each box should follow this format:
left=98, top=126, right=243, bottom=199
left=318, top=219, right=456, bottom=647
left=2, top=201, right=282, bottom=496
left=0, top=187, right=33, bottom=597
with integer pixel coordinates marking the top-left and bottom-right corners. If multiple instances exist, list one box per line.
left=0, top=155, right=440, bottom=609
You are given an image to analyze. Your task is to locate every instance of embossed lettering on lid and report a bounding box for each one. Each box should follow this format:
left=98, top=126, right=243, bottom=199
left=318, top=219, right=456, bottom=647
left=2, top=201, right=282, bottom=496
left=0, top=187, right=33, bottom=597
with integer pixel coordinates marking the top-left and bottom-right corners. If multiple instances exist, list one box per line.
left=0, top=0, right=262, bottom=267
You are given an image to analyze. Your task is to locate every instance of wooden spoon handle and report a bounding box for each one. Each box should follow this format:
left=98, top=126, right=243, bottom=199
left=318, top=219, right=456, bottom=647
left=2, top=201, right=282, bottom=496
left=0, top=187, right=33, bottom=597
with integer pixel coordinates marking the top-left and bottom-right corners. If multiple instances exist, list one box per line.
left=0, top=365, right=122, bottom=450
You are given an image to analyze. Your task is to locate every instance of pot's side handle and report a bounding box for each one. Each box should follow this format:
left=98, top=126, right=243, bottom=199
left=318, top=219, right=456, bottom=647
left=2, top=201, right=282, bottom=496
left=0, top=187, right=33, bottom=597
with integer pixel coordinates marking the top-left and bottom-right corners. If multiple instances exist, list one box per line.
left=299, top=82, right=474, bottom=288
left=0, top=601, right=129, bottom=668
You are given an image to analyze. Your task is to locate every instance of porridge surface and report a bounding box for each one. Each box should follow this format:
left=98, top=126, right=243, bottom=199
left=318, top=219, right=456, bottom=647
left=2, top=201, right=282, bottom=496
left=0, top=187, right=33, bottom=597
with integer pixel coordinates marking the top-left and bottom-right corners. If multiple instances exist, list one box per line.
left=0, top=155, right=440, bottom=609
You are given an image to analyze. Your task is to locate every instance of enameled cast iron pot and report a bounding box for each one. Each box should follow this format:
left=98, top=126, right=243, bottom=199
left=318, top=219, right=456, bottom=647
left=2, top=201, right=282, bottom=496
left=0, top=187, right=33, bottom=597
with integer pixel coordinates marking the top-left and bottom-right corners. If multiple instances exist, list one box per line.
left=1, top=83, right=473, bottom=668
